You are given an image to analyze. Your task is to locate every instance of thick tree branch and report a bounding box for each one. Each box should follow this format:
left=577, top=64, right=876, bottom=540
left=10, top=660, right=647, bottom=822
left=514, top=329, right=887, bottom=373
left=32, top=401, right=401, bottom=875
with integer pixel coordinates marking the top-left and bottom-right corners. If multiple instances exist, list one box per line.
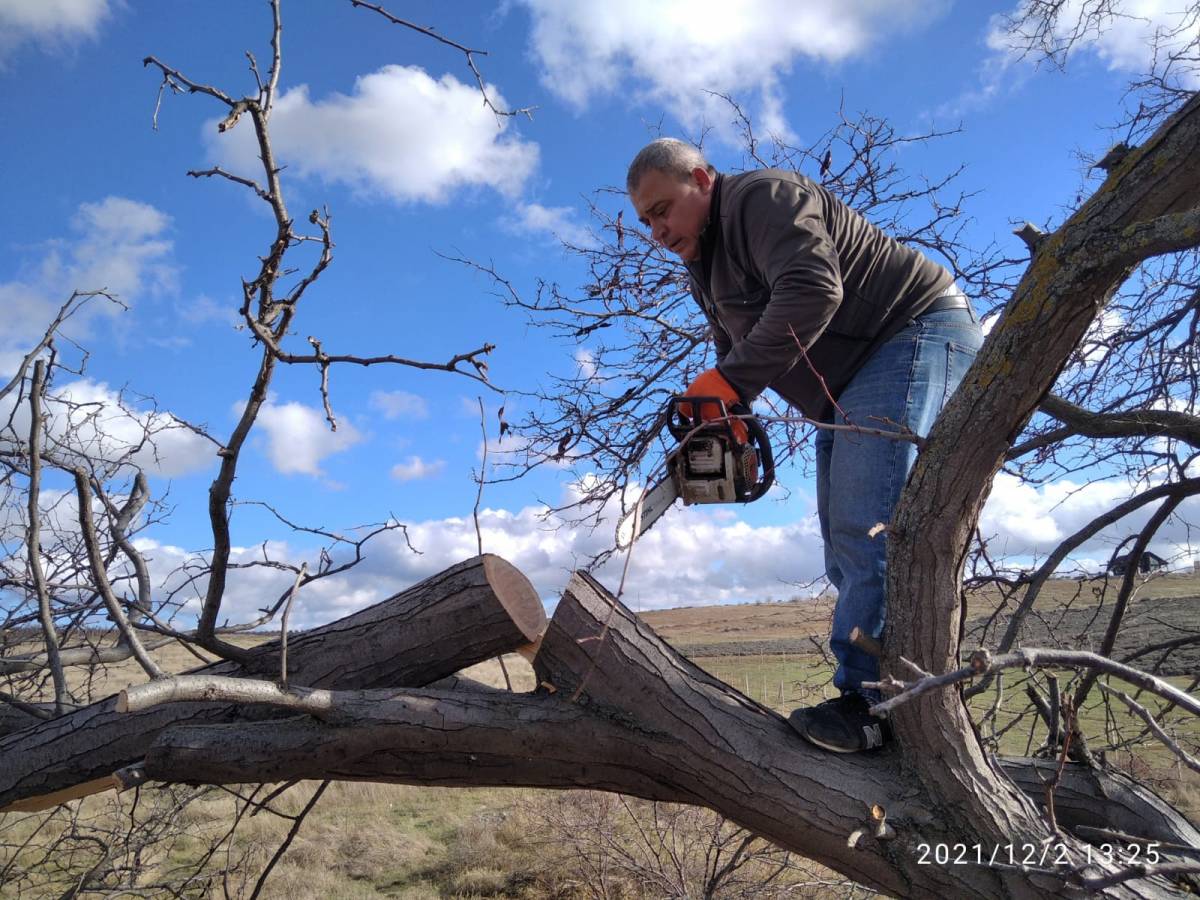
left=1039, top=393, right=1200, bottom=448
left=71, top=469, right=163, bottom=680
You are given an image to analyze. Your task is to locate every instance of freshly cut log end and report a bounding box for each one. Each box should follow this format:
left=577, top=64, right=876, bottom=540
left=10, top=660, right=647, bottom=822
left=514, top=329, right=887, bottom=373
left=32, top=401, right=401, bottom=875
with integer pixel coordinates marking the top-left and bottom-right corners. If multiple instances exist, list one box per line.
left=481, top=553, right=545, bottom=643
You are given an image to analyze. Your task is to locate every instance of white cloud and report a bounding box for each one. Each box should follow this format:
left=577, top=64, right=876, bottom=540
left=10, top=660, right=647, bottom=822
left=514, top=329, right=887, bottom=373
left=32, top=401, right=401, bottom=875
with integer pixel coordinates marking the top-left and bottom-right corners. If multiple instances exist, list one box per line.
left=977, top=472, right=1200, bottom=567
left=986, top=0, right=1200, bottom=85
left=0, top=377, right=215, bottom=478
left=1, top=196, right=175, bottom=362
left=575, top=348, right=597, bottom=380
left=391, top=455, right=446, bottom=481
left=126, top=474, right=826, bottom=629
left=519, top=0, right=950, bottom=131
left=506, top=202, right=597, bottom=248
left=253, top=400, right=363, bottom=477
left=0, top=0, right=112, bottom=64
left=206, top=65, right=539, bottom=204
left=180, top=294, right=240, bottom=328
left=76, top=465, right=1200, bottom=633
left=369, top=389, right=429, bottom=420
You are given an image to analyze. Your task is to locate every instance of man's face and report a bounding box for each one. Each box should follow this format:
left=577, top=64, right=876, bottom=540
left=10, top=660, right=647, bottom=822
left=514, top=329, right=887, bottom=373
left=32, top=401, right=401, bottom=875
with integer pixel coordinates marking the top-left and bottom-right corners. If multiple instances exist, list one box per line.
left=630, top=167, right=714, bottom=263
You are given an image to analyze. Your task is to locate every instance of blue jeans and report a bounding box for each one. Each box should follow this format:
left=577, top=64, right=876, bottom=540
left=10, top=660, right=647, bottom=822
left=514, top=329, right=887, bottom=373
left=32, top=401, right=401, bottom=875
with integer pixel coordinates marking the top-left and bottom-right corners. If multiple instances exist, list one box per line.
left=815, top=307, right=983, bottom=696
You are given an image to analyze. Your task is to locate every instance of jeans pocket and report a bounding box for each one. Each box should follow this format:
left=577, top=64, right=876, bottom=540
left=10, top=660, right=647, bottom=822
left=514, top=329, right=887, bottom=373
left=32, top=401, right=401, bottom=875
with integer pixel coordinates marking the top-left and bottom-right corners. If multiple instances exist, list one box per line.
left=941, top=337, right=982, bottom=408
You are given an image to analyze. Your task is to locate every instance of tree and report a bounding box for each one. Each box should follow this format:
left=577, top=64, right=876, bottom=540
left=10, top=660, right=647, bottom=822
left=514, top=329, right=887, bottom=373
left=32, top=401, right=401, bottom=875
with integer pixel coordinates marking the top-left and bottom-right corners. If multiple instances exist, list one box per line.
left=3, top=1, right=1200, bottom=897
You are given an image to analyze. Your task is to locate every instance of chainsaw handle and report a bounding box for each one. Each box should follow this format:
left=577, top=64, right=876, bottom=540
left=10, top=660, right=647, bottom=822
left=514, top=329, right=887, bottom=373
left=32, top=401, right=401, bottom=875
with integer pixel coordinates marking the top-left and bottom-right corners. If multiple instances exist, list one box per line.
left=666, top=394, right=730, bottom=442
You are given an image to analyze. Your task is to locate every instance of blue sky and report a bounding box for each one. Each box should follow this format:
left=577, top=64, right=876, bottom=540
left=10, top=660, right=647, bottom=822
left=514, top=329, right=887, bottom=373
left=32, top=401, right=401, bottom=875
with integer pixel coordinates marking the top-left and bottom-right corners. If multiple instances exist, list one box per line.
left=2, top=0, right=1197, bottom=625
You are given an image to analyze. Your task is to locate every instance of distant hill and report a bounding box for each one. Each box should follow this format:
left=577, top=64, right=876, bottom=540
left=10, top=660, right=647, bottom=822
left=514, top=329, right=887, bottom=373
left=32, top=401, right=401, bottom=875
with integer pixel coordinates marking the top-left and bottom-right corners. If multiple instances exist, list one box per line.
left=640, top=574, right=1200, bottom=676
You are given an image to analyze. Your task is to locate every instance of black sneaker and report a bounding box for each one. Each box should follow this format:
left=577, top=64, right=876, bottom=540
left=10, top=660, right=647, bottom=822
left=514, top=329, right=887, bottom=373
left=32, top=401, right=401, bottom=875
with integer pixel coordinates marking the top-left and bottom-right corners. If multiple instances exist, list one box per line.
left=787, top=693, right=892, bottom=753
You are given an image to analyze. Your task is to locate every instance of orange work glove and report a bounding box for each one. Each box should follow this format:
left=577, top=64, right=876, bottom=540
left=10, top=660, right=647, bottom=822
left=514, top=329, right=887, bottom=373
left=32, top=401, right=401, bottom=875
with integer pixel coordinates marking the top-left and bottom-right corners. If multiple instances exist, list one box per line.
left=680, top=368, right=748, bottom=443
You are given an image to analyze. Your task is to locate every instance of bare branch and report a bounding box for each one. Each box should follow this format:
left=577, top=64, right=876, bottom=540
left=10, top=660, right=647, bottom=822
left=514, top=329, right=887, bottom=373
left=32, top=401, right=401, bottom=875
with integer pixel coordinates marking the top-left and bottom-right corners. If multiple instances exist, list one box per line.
left=867, top=647, right=1200, bottom=720
left=249, top=781, right=328, bottom=900
left=71, top=469, right=163, bottom=679
left=1100, top=682, right=1200, bottom=773
left=0, top=290, right=120, bottom=406
left=26, top=360, right=68, bottom=713
left=187, top=166, right=272, bottom=203
left=1038, top=393, right=1200, bottom=448
left=279, top=561, right=307, bottom=687
left=348, top=0, right=536, bottom=120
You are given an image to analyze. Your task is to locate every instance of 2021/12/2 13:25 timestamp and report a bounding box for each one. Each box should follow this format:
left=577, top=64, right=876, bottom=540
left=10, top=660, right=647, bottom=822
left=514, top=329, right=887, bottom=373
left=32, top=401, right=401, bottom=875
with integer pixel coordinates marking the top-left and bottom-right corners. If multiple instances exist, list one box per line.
left=916, top=842, right=1162, bottom=867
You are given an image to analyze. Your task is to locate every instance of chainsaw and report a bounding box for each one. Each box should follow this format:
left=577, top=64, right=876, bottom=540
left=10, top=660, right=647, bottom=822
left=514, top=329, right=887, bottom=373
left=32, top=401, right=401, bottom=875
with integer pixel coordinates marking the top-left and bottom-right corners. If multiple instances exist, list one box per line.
left=616, top=396, right=775, bottom=549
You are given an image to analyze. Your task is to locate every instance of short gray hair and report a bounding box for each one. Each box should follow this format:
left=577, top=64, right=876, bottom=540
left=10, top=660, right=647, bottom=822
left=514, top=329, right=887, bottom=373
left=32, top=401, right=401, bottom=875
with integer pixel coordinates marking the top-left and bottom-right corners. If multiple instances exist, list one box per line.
left=626, top=138, right=715, bottom=194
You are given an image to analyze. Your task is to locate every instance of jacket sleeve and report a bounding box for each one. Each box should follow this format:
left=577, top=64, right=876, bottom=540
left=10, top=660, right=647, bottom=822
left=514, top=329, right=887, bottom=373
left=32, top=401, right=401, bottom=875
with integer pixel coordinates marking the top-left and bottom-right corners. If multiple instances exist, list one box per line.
left=716, top=179, right=843, bottom=401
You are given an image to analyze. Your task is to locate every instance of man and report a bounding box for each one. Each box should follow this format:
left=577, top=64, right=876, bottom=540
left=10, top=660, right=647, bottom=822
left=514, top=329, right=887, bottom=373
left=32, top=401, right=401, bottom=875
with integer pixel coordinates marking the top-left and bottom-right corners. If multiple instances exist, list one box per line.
left=627, top=138, right=983, bottom=753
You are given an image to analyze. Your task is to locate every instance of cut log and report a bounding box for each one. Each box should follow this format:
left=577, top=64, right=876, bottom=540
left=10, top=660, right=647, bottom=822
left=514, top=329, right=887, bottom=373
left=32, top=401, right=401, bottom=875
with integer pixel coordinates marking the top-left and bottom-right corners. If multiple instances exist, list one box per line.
left=138, top=571, right=1192, bottom=898
left=997, top=757, right=1200, bottom=853
left=0, top=554, right=543, bottom=811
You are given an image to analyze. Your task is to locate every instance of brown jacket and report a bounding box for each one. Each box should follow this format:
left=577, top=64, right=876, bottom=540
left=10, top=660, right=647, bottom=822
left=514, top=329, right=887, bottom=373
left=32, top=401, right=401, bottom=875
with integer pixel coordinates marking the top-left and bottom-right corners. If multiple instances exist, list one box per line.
left=687, top=169, right=954, bottom=420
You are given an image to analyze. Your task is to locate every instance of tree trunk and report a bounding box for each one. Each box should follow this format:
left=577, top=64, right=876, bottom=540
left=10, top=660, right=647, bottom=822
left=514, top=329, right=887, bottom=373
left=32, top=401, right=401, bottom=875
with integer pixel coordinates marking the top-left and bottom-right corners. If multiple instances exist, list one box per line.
left=881, top=88, right=1200, bottom=891
left=140, top=572, right=1191, bottom=898
left=0, top=554, right=543, bottom=811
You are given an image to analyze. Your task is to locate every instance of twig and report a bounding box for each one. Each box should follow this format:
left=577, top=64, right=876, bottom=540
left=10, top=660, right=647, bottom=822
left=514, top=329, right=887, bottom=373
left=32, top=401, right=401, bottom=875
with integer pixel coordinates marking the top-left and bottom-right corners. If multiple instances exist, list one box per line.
left=249, top=781, right=329, bottom=900
left=497, top=654, right=513, bottom=692
left=867, top=647, right=1200, bottom=720
left=1099, top=682, right=1200, bottom=773
left=348, top=0, right=536, bottom=121
left=0, top=290, right=120, bottom=406
left=308, top=337, right=336, bottom=430
left=279, top=562, right=307, bottom=687
left=474, top=397, right=487, bottom=557
left=1044, top=695, right=1076, bottom=831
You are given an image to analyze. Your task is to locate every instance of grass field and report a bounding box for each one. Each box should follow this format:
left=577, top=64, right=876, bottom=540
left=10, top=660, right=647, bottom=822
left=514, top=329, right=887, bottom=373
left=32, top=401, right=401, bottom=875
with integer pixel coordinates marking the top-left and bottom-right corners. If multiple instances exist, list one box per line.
left=3, top=574, right=1198, bottom=897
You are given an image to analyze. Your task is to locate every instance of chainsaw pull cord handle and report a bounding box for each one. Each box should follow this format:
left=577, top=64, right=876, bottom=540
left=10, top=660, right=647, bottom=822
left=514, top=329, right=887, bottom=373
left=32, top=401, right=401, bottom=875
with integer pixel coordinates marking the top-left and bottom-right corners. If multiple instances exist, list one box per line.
left=731, top=402, right=775, bottom=502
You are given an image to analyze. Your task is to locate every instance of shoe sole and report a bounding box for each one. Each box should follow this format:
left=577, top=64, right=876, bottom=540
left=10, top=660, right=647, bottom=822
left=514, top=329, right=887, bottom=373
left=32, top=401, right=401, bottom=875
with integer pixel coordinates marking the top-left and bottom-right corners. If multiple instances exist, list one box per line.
left=793, top=730, right=862, bottom=753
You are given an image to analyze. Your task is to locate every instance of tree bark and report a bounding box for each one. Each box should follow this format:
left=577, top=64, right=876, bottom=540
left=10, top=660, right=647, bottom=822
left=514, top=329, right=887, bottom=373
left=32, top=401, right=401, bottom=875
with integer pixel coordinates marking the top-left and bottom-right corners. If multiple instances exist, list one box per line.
left=0, top=554, right=543, bottom=811
left=881, top=88, right=1200, bottom=892
left=140, top=572, right=1191, bottom=898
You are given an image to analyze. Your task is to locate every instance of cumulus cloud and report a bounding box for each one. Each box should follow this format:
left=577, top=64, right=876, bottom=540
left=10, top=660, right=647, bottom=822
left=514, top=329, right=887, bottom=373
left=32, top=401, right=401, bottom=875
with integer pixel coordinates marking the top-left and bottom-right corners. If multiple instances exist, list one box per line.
left=91, top=464, right=1200, bottom=632
left=369, top=389, right=429, bottom=420
left=988, top=0, right=1200, bottom=86
left=1, top=196, right=176, bottom=362
left=978, top=472, right=1200, bottom=567
left=179, top=493, right=827, bottom=628
left=206, top=65, right=539, bottom=204
left=391, top=455, right=446, bottom=481
left=519, top=0, right=950, bottom=131
left=0, top=198, right=213, bottom=479
left=252, top=400, right=364, bottom=477
left=0, top=0, right=112, bottom=64
left=1, top=197, right=176, bottom=381
left=575, top=348, right=597, bottom=380
left=0, top=377, right=216, bottom=479
left=505, top=202, right=597, bottom=248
